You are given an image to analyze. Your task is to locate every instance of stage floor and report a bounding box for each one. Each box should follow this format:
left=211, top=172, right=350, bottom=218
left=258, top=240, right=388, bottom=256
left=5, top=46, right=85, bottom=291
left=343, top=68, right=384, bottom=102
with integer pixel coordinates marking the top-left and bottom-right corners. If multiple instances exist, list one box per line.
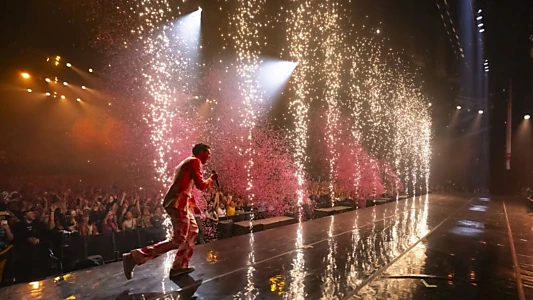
left=1, top=193, right=532, bottom=299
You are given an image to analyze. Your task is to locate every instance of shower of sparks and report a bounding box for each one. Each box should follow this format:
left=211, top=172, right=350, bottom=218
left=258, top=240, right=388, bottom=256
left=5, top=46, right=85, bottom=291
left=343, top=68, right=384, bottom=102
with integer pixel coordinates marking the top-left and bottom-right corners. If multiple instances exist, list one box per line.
left=132, top=0, right=201, bottom=240
left=342, top=25, right=431, bottom=197
left=286, top=0, right=314, bottom=206
left=348, top=42, right=365, bottom=196
left=390, top=72, right=432, bottom=196
left=92, top=0, right=431, bottom=214
left=230, top=1, right=266, bottom=223
left=320, top=1, right=344, bottom=206
left=134, top=1, right=200, bottom=189
left=135, top=0, right=179, bottom=186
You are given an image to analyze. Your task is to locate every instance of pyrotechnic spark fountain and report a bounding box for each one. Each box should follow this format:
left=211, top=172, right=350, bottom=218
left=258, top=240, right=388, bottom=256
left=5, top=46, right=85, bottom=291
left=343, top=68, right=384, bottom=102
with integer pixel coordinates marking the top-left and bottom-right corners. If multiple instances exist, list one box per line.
left=133, top=1, right=202, bottom=238
left=135, top=2, right=201, bottom=189
left=90, top=0, right=432, bottom=221
left=230, top=1, right=266, bottom=224
left=134, top=0, right=175, bottom=186
left=347, top=39, right=368, bottom=197
left=286, top=0, right=314, bottom=206
left=320, top=1, right=344, bottom=206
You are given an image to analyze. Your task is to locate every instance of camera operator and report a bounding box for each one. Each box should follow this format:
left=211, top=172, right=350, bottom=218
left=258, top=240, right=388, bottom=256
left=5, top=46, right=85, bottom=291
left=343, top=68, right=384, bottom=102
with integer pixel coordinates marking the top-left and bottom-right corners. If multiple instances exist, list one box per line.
left=12, top=210, right=49, bottom=282
left=0, top=212, right=14, bottom=285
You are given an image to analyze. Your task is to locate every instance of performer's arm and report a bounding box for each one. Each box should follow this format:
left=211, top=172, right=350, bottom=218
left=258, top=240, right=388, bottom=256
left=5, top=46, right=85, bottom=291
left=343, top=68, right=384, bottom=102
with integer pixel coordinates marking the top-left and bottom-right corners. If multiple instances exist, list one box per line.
left=190, top=158, right=214, bottom=191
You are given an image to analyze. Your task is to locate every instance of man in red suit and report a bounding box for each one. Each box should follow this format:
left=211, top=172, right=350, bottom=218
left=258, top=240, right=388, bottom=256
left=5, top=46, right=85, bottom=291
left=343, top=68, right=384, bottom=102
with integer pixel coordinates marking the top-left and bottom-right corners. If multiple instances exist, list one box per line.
left=123, top=143, right=218, bottom=279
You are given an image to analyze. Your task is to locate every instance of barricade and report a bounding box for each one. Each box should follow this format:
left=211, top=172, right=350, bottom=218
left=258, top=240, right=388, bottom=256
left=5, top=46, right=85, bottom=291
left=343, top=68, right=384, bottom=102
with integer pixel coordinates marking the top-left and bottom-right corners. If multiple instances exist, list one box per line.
left=59, top=227, right=167, bottom=270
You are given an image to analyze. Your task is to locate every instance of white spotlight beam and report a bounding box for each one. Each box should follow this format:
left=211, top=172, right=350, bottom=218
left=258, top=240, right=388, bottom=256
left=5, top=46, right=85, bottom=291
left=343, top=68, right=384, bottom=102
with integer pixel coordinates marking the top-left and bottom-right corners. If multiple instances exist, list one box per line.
left=256, top=59, right=298, bottom=104
left=172, top=8, right=202, bottom=64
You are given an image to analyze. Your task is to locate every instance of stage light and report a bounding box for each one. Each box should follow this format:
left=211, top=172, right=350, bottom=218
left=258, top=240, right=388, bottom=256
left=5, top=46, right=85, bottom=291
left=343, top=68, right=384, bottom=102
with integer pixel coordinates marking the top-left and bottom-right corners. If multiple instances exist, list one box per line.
left=88, top=68, right=93, bottom=73
left=29, top=281, right=40, bottom=290
left=76, top=98, right=81, bottom=102
left=478, top=110, right=484, bottom=114
left=45, top=78, right=51, bottom=82
left=45, top=92, right=51, bottom=96
left=63, top=82, right=68, bottom=86
left=477, top=16, right=482, bottom=20
left=61, top=95, right=65, bottom=99
left=376, top=29, right=380, bottom=34
left=457, top=105, right=462, bottom=110
left=66, top=63, right=72, bottom=67
left=525, top=115, right=531, bottom=120
left=27, top=89, right=32, bottom=93
left=477, top=23, right=483, bottom=27
left=81, top=85, right=86, bottom=90
left=21, top=72, right=30, bottom=79
left=484, top=62, right=488, bottom=66
left=478, top=9, right=482, bottom=13
left=56, top=56, right=61, bottom=61
left=172, top=8, right=202, bottom=64
left=257, top=59, right=298, bottom=103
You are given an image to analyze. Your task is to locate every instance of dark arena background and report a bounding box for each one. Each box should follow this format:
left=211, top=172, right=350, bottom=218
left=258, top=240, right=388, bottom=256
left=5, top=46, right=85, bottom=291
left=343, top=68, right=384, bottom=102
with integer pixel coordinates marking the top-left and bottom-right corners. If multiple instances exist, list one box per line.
left=0, top=0, right=532, bottom=299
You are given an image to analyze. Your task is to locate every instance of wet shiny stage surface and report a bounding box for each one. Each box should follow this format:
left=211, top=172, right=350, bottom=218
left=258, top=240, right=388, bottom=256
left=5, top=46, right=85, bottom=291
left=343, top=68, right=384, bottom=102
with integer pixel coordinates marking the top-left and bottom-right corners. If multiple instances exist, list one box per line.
left=2, top=194, right=532, bottom=299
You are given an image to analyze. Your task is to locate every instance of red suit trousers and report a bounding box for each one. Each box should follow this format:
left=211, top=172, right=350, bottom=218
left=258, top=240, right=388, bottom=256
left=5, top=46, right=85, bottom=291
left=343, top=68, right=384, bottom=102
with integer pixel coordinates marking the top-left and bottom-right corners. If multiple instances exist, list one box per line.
left=139, top=198, right=199, bottom=269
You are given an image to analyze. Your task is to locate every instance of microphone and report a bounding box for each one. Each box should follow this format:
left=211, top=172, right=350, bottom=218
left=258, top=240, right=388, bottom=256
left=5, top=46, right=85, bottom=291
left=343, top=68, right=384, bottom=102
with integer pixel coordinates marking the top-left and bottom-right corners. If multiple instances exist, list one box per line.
left=212, top=170, right=220, bottom=188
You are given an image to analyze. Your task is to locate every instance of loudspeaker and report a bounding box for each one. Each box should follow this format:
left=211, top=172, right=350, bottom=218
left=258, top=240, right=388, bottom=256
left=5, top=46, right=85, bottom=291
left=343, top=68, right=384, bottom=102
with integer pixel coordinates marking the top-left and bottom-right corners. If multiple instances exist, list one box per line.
left=71, top=255, right=104, bottom=271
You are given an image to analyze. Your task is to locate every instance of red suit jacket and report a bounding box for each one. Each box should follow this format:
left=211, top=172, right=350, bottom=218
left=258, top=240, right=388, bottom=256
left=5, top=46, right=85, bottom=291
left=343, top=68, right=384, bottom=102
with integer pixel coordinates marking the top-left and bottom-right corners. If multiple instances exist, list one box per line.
left=162, top=157, right=213, bottom=210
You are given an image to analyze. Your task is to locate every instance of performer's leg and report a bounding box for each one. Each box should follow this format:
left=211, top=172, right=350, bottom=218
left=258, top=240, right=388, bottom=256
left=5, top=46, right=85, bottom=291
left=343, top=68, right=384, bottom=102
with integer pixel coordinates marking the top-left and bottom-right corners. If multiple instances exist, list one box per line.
left=123, top=206, right=189, bottom=280
left=137, top=208, right=189, bottom=262
left=172, top=212, right=199, bottom=269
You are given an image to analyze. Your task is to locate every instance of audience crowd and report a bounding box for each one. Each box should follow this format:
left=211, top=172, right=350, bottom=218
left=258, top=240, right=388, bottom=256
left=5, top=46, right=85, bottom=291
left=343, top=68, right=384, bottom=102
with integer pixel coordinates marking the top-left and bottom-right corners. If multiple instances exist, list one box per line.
left=0, top=178, right=389, bottom=285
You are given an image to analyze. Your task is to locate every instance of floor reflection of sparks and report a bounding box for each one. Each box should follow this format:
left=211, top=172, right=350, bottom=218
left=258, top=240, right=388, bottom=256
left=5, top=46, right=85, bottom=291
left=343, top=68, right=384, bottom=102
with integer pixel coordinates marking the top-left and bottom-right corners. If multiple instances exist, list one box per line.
left=207, top=250, right=218, bottom=264
left=270, top=275, right=285, bottom=296
left=360, top=195, right=431, bottom=298
left=245, top=233, right=257, bottom=299
left=163, top=213, right=173, bottom=240
left=162, top=252, right=173, bottom=293
left=346, top=212, right=362, bottom=291
left=321, top=216, right=339, bottom=299
left=286, top=210, right=307, bottom=300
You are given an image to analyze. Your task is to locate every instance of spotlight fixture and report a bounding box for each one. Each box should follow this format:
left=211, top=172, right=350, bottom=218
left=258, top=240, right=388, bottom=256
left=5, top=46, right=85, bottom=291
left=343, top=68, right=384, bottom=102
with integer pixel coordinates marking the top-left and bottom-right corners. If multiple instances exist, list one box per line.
left=457, top=105, right=462, bottom=110
left=525, top=115, right=531, bottom=120
left=45, top=92, right=51, bottom=96
left=21, top=72, right=30, bottom=79
left=61, top=95, right=66, bottom=99
left=88, top=68, right=93, bottom=73
left=27, top=89, right=32, bottom=93
left=81, top=86, right=86, bottom=90
left=66, top=63, right=72, bottom=67
left=478, top=110, right=484, bottom=114
left=63, top=82, right=68, bottom=86
left=76, top=98, right=81, bottom=102
left=45, top=78, right=51, bottom=82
